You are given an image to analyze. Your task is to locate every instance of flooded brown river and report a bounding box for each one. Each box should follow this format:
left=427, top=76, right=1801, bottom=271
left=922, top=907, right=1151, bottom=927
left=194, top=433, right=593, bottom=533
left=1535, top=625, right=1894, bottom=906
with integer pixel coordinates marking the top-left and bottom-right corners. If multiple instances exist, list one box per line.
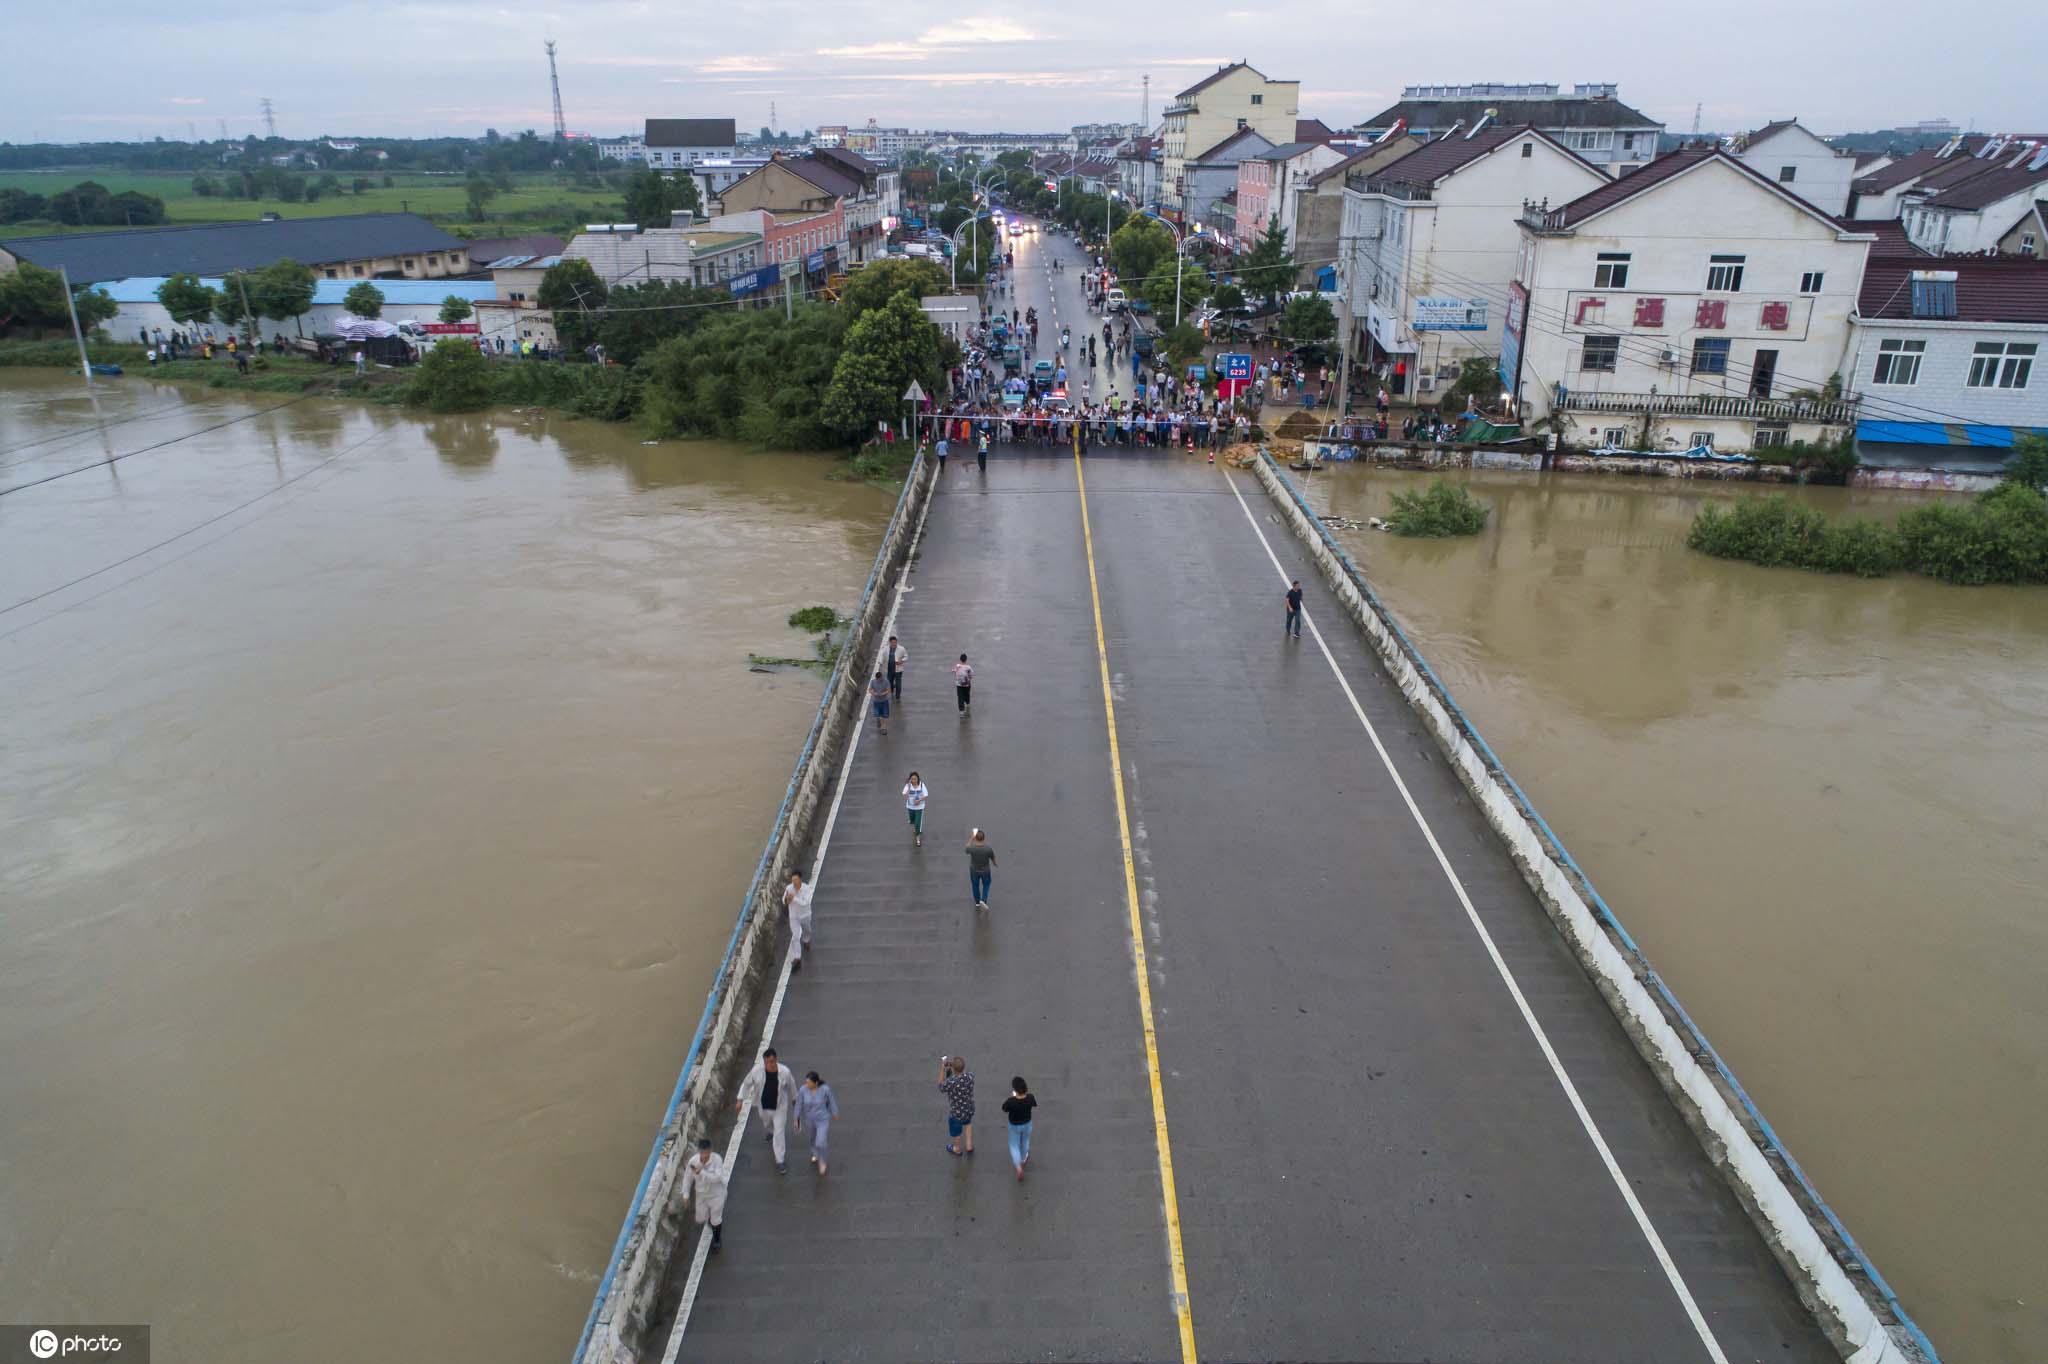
left=0, top=371, right=894, bottom=1363
left=1312, top=464, right=2047, bottom=1364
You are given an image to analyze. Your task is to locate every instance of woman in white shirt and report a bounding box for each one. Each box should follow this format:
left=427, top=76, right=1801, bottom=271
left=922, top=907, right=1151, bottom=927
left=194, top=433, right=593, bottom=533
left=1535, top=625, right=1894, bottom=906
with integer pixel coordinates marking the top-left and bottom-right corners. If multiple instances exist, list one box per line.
left=903, top=771, right=929, bottom=848
left=783, top=870, right=814, bottom=969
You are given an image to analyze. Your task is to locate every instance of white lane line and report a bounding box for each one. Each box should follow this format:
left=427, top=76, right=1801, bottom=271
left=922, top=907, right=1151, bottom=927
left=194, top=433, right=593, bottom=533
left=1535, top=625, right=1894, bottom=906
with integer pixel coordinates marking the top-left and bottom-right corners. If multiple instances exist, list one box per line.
left=661, top=462, right=942, bottom=1364
left=1216, top=471, right=1732, bottom=1364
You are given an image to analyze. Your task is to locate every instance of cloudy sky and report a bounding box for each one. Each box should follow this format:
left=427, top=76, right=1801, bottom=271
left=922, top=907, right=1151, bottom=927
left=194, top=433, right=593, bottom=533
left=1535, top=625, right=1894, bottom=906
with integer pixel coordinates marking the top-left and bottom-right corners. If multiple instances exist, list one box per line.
left=6, top=0, right=2040, bottom=144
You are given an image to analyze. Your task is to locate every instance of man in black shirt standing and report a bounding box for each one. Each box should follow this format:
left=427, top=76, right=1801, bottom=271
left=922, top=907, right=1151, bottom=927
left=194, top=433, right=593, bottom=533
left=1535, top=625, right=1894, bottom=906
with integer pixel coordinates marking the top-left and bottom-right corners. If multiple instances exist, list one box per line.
left=1284, top=579, right=1304, bottom=640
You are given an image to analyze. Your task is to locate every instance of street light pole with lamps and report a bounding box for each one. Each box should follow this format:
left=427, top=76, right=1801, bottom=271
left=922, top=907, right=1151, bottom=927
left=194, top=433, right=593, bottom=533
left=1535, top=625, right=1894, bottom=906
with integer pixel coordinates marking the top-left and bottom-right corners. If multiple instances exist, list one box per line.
left=1146, top=213, right=1203, bottom=327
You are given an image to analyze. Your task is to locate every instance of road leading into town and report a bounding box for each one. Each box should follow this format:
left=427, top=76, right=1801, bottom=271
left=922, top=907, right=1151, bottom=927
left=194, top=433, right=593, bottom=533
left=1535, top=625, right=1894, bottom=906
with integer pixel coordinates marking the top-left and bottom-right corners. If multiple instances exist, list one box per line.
left=662, top=217, right=1836, bottom=1363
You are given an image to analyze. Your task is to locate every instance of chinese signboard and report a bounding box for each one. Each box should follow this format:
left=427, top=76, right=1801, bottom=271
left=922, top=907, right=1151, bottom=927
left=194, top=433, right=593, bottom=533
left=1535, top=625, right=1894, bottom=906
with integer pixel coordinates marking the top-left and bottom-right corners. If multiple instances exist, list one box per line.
left=1499, top=282, right=1527, bottom=393
left=1217, top=352, right=1253, bottom=399
left=1414, top=296, right=1489, bottom=331
left=727, top=263, right=782, bottom=297
left=422, top=322, right=479, bottom=335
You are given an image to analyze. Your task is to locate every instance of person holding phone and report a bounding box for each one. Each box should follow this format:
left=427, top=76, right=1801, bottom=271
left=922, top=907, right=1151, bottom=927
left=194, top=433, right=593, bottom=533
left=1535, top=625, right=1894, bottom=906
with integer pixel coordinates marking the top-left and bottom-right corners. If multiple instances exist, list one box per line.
left=938, top=1056, right=975, bottom=1157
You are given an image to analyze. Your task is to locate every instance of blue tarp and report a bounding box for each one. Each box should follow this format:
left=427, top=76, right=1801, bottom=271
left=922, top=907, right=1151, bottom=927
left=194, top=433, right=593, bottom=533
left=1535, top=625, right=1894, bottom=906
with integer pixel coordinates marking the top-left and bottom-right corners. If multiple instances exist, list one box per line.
left=1856, top=420, right=2048, bottom=448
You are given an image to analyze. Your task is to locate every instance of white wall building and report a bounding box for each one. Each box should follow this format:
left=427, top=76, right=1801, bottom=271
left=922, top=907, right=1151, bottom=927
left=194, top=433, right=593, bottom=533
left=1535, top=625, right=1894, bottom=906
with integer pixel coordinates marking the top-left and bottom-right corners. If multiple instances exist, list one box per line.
left=1341, top=124, right=1609, bottom=395
left=1847, top=255, right=2048, bottom=470
left=1355, top=84, right=1663, bottom=175
left=562, top=225, right=761, bottom=287
left=1160, top=62, right=1300, bottom=218
left=1735, top=121, right=1862, bottom=217
left=598, top=136, right=646, bottom=164
left=642, top=118, right=739, bottom=169
left=1512, top=147, right=1877, bottom=454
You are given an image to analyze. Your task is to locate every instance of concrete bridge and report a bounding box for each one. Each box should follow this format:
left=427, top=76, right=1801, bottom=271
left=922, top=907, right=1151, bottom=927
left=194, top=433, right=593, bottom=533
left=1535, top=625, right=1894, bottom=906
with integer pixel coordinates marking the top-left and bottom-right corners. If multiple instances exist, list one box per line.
left=574, top=224, right=1934, bottom=1364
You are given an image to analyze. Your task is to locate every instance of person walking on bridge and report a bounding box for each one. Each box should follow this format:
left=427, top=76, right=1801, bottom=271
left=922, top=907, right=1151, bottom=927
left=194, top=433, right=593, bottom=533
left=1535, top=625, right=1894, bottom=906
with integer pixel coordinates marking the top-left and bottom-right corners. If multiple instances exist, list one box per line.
left=939, top=1055, right=976, bottom=1156
left=681, top=1138, right=727, bottom=1253
left=783, top=870, right=814, bottom=970
left=886, top=635, right=908, bottom=703
left=1002, top=1077, right=1037, bottom=1180
left=965, top=829, right=997, bottom=909
left=1285, top=579, right=1305, bottom=640
left=868, top=668, right=891, bottom=736
left=952, top=654, right=973, bottom=716
left=795, top=1071, right=840, bottom=1176
left=903, top=771, right=929, bottom=848
left=737, top=1047, right=794, bottom=1173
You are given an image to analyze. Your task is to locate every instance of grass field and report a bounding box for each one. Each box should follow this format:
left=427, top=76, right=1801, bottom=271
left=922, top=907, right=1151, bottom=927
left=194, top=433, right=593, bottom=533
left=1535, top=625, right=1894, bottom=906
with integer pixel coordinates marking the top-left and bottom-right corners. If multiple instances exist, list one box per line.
left=0, top=170, right=624, bottom=238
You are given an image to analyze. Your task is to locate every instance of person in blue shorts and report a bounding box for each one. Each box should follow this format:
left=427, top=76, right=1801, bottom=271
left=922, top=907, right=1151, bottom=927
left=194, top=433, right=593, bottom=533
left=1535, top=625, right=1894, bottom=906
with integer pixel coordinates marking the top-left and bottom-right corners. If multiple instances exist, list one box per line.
left=868, top=668, right=891, bottom=735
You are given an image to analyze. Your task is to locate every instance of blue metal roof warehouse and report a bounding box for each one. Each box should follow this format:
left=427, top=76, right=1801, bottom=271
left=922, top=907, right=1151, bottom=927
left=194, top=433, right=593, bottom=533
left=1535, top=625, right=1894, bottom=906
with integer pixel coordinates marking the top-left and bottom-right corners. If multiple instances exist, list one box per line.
left=0, top=213, right=468, bottom=284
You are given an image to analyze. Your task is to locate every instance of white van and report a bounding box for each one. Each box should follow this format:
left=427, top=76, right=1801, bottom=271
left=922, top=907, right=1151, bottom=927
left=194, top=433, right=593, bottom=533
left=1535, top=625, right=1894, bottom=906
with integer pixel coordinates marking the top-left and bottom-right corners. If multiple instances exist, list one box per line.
left=1105, top=287, right=1128, bottom=312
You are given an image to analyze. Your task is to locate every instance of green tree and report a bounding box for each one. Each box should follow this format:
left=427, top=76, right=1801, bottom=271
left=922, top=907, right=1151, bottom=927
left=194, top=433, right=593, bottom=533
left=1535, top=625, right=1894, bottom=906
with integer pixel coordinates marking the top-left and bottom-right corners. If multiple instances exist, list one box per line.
left=1140, top=252, right=1208, bottom=322
left=1210, top=282, right=1247, bottom=316
left=438, top=294, right=474, bottom=324
left=252, top=258, right=317, bottom=335
left=1163, top=323, right=1207, bottom=369
left=190, top=175, right=220, bottom=198
left=407, top=338, right=496, bottom=412
left=343, top=282, right=385, bottom=318
left=1239, top=215, right=1296, bottom=307
left=382, top=173, right=395, bottom=187
left=0, top=188, right=49, bottom=223
left=837, top=257, right=950, bottom=319
left=640, top=305, right=848, bottom=448
left=1109, top=216, right=1174, bottom=294
left=1280, top=294, right=1336, bottom=344
left=537, top=258, right=608, bottom=350
left=352, top=177, right=372, bottom=195
left=821, top=292, right=942, bottom=439
left=0, top=262, right=113, bottom=333
left=623, top=167, right=699, bottom=226
left=464, top=176, right=497, bottom=220
left=156, top=273, right=220, bottom=327
left=593, top=279, right=729, bottom=364
left=2004, top=432, right=2048, bottom=491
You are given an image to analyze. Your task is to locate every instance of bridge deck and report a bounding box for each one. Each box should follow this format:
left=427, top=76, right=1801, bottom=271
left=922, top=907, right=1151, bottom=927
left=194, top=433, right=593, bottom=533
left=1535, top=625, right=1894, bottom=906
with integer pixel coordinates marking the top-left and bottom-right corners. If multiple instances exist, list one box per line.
left=663, top=232, right=1835, bottom=1364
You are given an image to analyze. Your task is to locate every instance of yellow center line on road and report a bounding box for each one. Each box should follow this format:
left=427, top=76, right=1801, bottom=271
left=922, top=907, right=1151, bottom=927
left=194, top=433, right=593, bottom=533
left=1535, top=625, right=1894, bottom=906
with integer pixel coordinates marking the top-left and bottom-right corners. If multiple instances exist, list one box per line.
left=1071, top=449, right=1199, bottom=1364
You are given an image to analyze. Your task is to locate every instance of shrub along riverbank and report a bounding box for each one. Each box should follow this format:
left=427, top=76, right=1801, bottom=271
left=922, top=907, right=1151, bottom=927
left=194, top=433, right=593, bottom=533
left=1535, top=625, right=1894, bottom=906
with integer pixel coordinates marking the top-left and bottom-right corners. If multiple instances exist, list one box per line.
left=1687, top=437, right=2048, bottom=585
left=1386, top=479, right=1490, bottom=537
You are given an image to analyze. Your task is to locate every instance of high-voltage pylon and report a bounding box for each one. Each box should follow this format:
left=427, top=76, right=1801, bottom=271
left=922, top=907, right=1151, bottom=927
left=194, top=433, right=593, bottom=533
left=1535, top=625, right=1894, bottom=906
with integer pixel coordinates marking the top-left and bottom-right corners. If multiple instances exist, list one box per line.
left=546, top=40, right=567, bottom=140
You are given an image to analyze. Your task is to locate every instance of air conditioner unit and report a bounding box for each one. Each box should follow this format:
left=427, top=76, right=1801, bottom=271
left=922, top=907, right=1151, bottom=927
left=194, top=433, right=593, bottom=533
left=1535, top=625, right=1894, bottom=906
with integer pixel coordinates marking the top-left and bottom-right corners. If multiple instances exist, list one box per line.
left=1417, top=375, right=1437, bottom=393
left=1659, top=348, right=1679, bottom=366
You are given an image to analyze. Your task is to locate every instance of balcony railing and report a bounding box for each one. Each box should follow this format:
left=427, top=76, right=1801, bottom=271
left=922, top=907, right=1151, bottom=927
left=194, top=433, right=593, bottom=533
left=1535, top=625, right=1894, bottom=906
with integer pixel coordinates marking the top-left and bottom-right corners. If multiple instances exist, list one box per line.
left=1520, top=202, right=1570, bottom=231
left=1554, top=390, right=1861, bottom=423
left=1346, top=173, right=1432, bottom=201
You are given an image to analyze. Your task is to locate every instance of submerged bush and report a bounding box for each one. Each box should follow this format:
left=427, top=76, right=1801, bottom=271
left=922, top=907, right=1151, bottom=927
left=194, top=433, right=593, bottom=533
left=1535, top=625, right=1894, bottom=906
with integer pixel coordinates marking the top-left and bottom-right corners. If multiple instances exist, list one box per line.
left=1385, top=479, right=1490, bottom=537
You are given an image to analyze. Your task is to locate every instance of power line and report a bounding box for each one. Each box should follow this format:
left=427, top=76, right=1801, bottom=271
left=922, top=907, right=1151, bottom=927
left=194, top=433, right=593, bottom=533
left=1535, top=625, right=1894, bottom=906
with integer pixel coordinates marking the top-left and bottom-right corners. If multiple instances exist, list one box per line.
left=0, top=397, right=309, bottom=500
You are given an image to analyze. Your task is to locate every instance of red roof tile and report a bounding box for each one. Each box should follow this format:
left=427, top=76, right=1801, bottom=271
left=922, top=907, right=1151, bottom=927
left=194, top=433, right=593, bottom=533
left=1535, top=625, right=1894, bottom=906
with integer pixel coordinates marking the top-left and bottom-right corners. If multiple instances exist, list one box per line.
left=1858, top=255, right=2048, bottom=324
left=1374, top=124, right=1597, bottom=193
left=1296, top=118, right=1340, bottom=144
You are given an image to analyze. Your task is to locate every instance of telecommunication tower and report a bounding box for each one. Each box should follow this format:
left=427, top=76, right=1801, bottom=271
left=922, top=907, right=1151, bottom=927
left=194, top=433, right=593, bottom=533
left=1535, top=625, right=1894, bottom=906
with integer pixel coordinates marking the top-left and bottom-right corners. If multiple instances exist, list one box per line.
left=1692, top=102, right=1702, bottom=135
left=1142, top=75, right=1150, bottom=128
left=546, top=40, right=567, bottom=139
left=260, top=98, right=276, bottom=138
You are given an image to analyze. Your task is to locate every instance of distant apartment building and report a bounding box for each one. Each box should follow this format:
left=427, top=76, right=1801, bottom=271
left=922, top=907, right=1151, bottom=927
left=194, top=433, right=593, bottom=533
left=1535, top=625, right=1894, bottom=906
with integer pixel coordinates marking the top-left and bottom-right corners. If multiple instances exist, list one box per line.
left=562, top=223, right=761, bottom=287
left=717, top=149, right=898, bottom=264
left=1116, top=137, right=1160, bottom=208
left=0, top=213, right=470, bottom=285
left=642, top=118, right=739, bottom=169
left=598, top=136, right=646, bottom=163
left=1355, top=83, right=1662, bottom=175
left=1160, top=63, right=1301, bottom=218
left=1511, top=146, right=1878, bottom=455
left=814, top=125, right=849, bottom=148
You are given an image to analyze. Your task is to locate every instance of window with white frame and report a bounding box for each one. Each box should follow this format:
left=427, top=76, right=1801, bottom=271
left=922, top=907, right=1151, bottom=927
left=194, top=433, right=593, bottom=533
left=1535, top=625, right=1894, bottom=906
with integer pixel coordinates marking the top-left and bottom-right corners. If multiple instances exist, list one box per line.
left=1800, top=271, right=1824, bottom=294
left=1706, top=255, right=1745, bottom=292
left=1754, top=423, right=1790, bottom=447
left=1689, top=432, right=1715, bottom=450
left=1594, top=252, right=1630, bottom=288
left=1581, top=336, right=1620, bottom=371
left=1602, top=427, right=1628, bottom=447
left=2025, top=233, right=2038, bottom=257
left=1564, top=130, right=1613, bottom=152
left=1968, top=342, right=2036, bottom=389
left=1691, top=338, right=1731, bottom=375
left=1872, top=338, right=1925, bottom=385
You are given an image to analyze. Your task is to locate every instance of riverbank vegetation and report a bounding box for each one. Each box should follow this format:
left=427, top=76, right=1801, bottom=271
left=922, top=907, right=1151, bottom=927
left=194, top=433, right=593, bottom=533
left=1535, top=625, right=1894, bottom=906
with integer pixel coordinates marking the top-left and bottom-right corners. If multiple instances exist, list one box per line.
left=1385, top=479, right=1491, bottom=537
left=1687, top=438, right=2048, bottom=584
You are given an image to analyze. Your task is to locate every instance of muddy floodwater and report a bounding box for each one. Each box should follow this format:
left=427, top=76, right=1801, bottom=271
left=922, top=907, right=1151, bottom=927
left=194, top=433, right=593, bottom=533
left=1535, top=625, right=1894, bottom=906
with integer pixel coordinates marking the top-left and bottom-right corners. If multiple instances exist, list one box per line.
left=1310, top=464, right=2047, bottom=1364
left=0, top=371, right=894, bottom=1363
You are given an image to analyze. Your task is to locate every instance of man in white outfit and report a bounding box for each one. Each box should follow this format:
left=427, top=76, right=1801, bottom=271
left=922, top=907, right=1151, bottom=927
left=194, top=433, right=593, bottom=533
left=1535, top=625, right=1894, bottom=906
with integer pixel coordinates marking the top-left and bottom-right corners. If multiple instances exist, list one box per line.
left=783, top=870, right=814, bottom=970
left=736, top=1047, right=794, bottom=1174
left=680, top=1138, right=726, bottom=1253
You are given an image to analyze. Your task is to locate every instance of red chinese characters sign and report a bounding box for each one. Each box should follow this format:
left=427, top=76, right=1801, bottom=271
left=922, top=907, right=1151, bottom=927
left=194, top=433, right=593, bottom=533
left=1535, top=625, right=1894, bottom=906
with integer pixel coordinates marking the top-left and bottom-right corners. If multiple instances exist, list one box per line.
left=1633, top=297, right=1665, bottom=328
left=1574, top=297, right=1605, bottom=325
left=1759, top=301, right=1790, bottom=331
left=1694, top=299, right=1727, bottom=329
left=423, top=322, right=480, bottom=334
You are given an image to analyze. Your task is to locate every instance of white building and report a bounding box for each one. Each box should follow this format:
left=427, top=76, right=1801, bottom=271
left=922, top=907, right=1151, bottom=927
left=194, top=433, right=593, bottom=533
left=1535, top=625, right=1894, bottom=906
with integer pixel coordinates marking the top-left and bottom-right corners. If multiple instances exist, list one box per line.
left=1355, top=84, right=1663, bottom=175
left=1734, top=120, right=1863, bottom=216
left=686, top=157, right=773, bottom=212
left=562, top=224, right=761, bottom=287
left=598, top=136, right=646, bottom=164
left=1511, top=147, right=1877, bottom=454
left=477, top=256, right=561, bottom=352
left=1116, top=137, right=1160, bottom=207
left=1847, top=254, right=2048, bottom=471
left=1341, top=124, right=1609, bottom=395
left=642, top=118, right=738, bottom=169
left=1901, top=135, right=2048, bottom=256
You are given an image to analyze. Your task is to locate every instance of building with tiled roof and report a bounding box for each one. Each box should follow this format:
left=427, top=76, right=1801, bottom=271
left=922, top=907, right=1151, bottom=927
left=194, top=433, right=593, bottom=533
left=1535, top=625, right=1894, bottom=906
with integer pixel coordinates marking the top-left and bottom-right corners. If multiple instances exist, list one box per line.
left=1293, top=136, right=1428, bottom=293
left=1354, top=82, right=1662, bottom=174
left=643, top=119, right=739, bottom=169
left=1848, top=254, right=2048, bottom=468
left=1160, top=62, right=1299, bottom=217
left=1899, top=136, right=2048, bottom=255
left=1235, top=141, right=1349, bottom=248
left=1510, top=145, right=1878, bottom=455
left=1732, top=119, right=1865, bottom=216
left=1181, top=128, right=1275, bottom=245
left=1338, top=125, right=1609, bottom=389
left=0, top=213, right=469, bottom=285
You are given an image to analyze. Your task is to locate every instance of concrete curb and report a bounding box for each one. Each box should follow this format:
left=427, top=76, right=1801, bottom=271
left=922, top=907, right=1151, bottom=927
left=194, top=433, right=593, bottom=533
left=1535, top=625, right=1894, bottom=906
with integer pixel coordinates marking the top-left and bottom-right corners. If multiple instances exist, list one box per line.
left=573, top=453, right=935, bottom=1364
left=1249, top=451, right=1936, bottom=1364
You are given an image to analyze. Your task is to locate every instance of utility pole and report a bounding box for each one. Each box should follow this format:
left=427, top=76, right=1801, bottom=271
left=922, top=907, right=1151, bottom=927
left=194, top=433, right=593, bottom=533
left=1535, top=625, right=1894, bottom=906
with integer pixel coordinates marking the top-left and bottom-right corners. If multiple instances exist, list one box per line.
left=235, top=270, right=259, bottom=350
left=260, top=98, right=276, bottom=139
left=546, top=40, right=568, bottom=140
left=1334, top=236, right=1355, bottom=423
left=58, top=266, right=93, bottom=388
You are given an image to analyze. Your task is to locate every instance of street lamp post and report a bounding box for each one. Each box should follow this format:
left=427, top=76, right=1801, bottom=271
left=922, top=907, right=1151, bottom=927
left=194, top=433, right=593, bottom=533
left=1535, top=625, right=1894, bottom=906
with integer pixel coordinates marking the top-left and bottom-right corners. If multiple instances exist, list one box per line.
left=968, top=170, right=1002, bottom=287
